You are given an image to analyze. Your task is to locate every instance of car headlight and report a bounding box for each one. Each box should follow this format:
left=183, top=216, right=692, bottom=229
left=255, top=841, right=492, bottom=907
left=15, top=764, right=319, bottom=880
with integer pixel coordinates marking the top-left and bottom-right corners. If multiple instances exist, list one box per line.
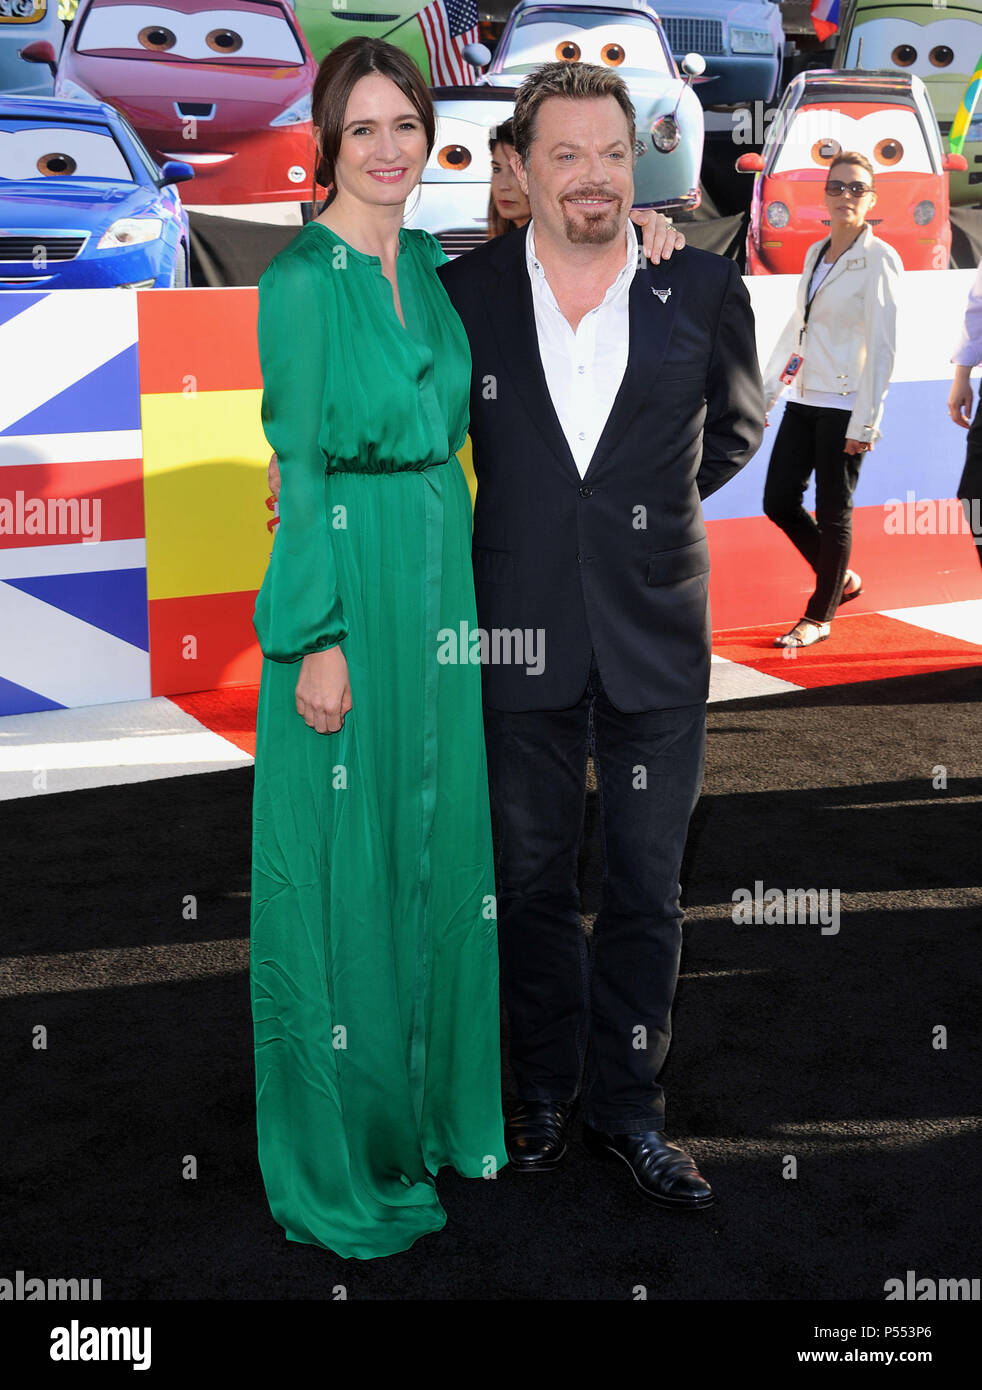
left=730, top=28, right=772, bottom=55
left=966, top=115, right=982, bottom=142
left=913, top=200, right=936, bottom=225
left=57, top=77, right=96, bottom=102
left=651, top=116, right=679, bottom=154
left=97, top=219, right=163, bottom=249
left=765, top=201, right=790, bottom=229
left=270, top=93, right=312, bottom=127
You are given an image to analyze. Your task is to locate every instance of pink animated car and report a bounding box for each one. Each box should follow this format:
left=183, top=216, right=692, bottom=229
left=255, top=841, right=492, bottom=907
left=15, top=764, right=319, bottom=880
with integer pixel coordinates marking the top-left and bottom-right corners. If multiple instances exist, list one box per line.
left=21, top=0, right=318, bottom=205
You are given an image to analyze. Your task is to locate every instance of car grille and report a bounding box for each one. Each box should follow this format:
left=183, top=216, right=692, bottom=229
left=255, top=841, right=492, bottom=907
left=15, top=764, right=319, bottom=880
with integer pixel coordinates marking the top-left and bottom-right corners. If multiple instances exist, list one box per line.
left=938, top=121, right=952, bottom=135
left=661, top=17, right=724, bottom=57
left=335, top=11, right=400, bottom=19
left=0, top=234, right=86, bottom=262
left=436, top=227, right=489, bottom=257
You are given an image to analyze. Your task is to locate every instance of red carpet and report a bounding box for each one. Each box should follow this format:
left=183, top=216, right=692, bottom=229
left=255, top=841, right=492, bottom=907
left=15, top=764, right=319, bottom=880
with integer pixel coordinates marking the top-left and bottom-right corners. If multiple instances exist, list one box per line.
left=170, top=612, right=981, bottom=750
left=171, top=687, right=259, bottom=756
left=715, top=613, right=982, bottom=688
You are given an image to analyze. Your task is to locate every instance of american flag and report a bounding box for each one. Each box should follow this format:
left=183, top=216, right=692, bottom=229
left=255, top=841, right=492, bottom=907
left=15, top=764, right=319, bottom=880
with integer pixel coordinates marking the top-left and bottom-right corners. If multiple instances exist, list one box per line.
left=809, top=0, right=839, bottom=43
left=417, top=0, right=480, bottom=87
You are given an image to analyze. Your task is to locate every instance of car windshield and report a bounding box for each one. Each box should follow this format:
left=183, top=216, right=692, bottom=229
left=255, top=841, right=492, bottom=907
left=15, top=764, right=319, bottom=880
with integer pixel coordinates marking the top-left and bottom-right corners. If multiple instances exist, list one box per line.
left=499, top=10, right=672, bottom=78
left=75, top=0, right=305, bottom=66
left=0, top=121, right=134, bottom=181
left=770, top=104, right=934, bottom=176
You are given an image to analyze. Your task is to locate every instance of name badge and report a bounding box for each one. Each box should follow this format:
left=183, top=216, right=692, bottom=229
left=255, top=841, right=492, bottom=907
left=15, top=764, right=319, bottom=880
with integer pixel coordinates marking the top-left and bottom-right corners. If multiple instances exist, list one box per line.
left=846, top=256, right=866, bottom=270
left=780, top=353, right=804, bottom=385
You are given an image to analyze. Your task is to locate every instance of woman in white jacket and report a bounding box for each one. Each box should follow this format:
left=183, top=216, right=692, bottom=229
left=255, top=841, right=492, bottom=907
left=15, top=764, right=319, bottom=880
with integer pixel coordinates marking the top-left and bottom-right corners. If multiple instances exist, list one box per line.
left=761, top=151, right=902, bottom=648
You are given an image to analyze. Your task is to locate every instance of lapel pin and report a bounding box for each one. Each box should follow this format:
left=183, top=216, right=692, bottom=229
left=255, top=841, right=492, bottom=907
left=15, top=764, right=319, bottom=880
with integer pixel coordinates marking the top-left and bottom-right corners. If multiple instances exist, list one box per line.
left=652, top=287, right=671, bottom=303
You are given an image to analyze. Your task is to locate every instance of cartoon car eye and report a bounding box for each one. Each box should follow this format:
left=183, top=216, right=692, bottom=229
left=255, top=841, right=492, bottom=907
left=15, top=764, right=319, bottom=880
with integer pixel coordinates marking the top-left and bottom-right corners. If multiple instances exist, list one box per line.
left=874, top=137, right=904, bottom=165
left=555, top=39, right=581, bottom=61
left=811, top=138, right=841, bottom=166
left=138, top=25, right=177, bottom=52
left=37, top=152, right=77, bottom=177
left=929, top=46, right=954, bottom=68
left=438, top=144, right=471, bottom=170
left=206, top=29, right=243, bottom=54
left=601, top=42, right=625, bottom=66
left=891, top=45, right=917, bottom=67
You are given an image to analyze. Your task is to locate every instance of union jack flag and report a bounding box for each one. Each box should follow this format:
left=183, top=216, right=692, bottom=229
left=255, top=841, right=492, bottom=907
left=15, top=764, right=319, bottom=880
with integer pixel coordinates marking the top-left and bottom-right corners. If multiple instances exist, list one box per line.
left=809, top=0, right=839, bottom=43
left=417, top=0, right=480, bottom=87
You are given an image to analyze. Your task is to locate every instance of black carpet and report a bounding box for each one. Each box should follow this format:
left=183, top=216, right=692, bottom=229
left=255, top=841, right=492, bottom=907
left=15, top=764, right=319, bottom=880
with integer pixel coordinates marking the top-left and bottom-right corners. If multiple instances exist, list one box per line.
left=1, top=666, right=979, bottom=1307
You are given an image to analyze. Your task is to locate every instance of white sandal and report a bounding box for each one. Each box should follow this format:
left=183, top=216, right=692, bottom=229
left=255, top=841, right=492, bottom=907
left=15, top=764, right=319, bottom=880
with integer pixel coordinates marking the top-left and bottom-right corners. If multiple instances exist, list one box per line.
left=774, top=618, right=831, bottom=648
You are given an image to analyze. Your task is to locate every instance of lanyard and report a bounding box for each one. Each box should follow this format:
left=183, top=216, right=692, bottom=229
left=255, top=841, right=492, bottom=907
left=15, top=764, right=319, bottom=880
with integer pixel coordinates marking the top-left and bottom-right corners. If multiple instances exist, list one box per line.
left=799, top=229, right=864, bottom=345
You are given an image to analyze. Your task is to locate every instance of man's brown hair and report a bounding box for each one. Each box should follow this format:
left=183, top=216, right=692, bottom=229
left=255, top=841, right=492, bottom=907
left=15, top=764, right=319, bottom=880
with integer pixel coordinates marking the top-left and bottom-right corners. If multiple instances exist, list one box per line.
left=510, top=61, right=637, bottom=166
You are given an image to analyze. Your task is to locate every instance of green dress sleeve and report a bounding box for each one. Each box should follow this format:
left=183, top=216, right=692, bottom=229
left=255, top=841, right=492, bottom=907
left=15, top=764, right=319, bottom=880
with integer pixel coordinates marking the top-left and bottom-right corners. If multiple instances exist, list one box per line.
left=254, top=253, right=348, bottom=663
left=416, top=228, right=450, bottom=270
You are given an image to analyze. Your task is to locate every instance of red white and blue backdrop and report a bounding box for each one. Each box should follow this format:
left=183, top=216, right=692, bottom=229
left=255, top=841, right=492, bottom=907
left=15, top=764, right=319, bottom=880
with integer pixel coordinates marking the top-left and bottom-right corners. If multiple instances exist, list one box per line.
left=0, top=270, right=979, bottom=717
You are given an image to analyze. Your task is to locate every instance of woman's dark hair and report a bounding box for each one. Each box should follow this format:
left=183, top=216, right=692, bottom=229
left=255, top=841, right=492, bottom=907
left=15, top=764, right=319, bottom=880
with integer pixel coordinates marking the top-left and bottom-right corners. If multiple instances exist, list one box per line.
left=488, top=117, right=516, bottom=156
left=310, top=37, right=436, bottom=211
left=486, top=119, right=519, bottom=240
left=827, top=150, right=876, bottom=189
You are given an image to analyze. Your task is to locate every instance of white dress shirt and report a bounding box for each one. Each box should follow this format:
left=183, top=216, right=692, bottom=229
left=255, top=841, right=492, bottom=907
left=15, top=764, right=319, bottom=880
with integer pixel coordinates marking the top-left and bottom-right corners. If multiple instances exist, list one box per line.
left=952, top=254, right=982, bottom=365
left=525, top=219, right=638, bottom=477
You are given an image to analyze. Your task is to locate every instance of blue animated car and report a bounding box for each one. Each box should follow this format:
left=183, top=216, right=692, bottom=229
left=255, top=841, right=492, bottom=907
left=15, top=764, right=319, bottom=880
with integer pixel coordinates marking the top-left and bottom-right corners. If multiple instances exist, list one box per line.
left=0, top=93, right=194, bottom=288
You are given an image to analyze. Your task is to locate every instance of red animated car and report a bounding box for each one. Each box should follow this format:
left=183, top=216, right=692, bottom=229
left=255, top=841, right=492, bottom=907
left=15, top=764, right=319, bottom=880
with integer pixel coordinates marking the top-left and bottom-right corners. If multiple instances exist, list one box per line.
left=737, top=70, right=967, bottom=273
left=37, top=0, right=318, bottom=205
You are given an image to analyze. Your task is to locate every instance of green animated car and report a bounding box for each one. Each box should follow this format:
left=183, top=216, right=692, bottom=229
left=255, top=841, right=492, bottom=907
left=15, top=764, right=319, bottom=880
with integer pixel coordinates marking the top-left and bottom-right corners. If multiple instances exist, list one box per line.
left=835, top=0, right=982, bottom=205
left=292, top=0, right=482, bottom=85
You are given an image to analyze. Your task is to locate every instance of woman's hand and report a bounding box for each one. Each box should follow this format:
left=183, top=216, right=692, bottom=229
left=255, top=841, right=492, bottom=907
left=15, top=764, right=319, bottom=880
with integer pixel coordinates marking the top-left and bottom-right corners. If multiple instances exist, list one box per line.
left=628, top=210, right=686, bottom=264
left=268, top=452, right=281, bottom=500
left=296, top=646, right=352, bottom=734
left=844, top=438, right=873, bottom=454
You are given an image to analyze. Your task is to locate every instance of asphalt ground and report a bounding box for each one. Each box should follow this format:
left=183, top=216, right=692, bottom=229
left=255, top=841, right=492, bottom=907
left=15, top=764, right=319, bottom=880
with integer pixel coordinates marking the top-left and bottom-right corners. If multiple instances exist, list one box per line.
left=1, top=665, right=978, bottom=1316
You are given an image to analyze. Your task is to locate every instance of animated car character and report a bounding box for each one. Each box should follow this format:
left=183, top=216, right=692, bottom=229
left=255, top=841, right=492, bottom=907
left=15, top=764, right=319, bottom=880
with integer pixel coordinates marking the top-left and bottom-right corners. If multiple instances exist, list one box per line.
left=736, top=69, right=965, bottom=274
left=834, top=0, right=982, bottom=205
left=1, top=0, right=65, bottom=96
left=292, top=0, right=481, bottom=85
left=401, top=83, right=516, bottom=255
left=473, top=0, right=706, bottom=211
left=17, top=0, right=319, bottom=206
left=654, top=0, right=784, bottom=108
left=0, top=92, right=193, bottom=287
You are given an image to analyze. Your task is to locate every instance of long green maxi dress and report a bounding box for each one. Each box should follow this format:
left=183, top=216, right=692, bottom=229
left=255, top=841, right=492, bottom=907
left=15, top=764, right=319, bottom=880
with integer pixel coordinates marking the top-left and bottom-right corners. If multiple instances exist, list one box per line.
left=250, top=220, right=507, bottom=1259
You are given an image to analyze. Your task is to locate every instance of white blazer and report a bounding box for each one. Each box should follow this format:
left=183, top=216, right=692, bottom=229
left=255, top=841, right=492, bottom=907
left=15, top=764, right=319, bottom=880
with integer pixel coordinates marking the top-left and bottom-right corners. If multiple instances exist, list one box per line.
left=761, top=223, right=903, bottom=445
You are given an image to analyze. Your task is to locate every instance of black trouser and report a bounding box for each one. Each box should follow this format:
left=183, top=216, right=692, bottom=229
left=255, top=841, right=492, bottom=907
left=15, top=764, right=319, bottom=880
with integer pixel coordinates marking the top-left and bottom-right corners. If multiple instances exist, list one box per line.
left=483, top=654, right=706, bottom=1134
left=763, top=401, right=863, bottom=623
left=960, top=395, right=982, bottom=571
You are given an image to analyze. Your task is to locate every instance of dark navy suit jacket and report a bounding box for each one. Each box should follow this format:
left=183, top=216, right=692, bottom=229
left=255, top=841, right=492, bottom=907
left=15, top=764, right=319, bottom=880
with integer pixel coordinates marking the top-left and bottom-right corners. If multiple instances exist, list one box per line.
left=436, top=222, right=765, bottom=712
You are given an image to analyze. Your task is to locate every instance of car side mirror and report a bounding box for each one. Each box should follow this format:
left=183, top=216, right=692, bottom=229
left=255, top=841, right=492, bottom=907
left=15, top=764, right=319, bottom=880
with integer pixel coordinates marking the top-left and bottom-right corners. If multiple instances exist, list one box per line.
left=680, top=52, right=706, bottom=81
left=18, top=40, right=58, bottom=76
left=462, top=43, right=492, bottom=69
left=944, top=152, right=968, bottom=172
left=158, top=160, right=195, bottom=187
left=735, top=152, right=764, bottom=173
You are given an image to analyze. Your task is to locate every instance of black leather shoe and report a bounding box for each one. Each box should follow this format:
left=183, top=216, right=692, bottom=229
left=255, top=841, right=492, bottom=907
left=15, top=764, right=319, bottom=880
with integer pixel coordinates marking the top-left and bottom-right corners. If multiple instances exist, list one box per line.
left=505, top=1099, right=575, bottom=1172
left=582, top=1121, right=714, bottom=1208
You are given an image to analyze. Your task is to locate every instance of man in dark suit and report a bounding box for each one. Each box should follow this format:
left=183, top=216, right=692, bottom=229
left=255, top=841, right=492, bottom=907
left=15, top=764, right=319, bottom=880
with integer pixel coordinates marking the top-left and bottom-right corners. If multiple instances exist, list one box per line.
left=436, top=61, right=765, bottom=1208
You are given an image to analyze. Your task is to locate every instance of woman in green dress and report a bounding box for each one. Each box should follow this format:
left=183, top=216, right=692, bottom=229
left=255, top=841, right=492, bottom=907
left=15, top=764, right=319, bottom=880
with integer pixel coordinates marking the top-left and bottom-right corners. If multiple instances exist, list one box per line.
left=250, top=37, right=506, bottom=1260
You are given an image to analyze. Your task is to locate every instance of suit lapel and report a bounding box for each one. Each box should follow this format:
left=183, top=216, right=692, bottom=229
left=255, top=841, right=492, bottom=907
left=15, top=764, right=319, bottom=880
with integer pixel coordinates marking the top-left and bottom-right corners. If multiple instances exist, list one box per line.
left=482, top=224, right=579, bottom=481
left=584, top=227, right=681, bottom=480
left=481, top=223, right=684, bottom=483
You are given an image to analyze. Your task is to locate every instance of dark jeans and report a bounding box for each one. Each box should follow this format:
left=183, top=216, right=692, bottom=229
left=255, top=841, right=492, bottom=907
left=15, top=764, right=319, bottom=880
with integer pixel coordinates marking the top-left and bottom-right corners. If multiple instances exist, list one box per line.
left=763, top=401, right=864, bottom=623
left=960, top=395, right=982, bottom=571
left=483, top=654, right=706, bottom=1134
